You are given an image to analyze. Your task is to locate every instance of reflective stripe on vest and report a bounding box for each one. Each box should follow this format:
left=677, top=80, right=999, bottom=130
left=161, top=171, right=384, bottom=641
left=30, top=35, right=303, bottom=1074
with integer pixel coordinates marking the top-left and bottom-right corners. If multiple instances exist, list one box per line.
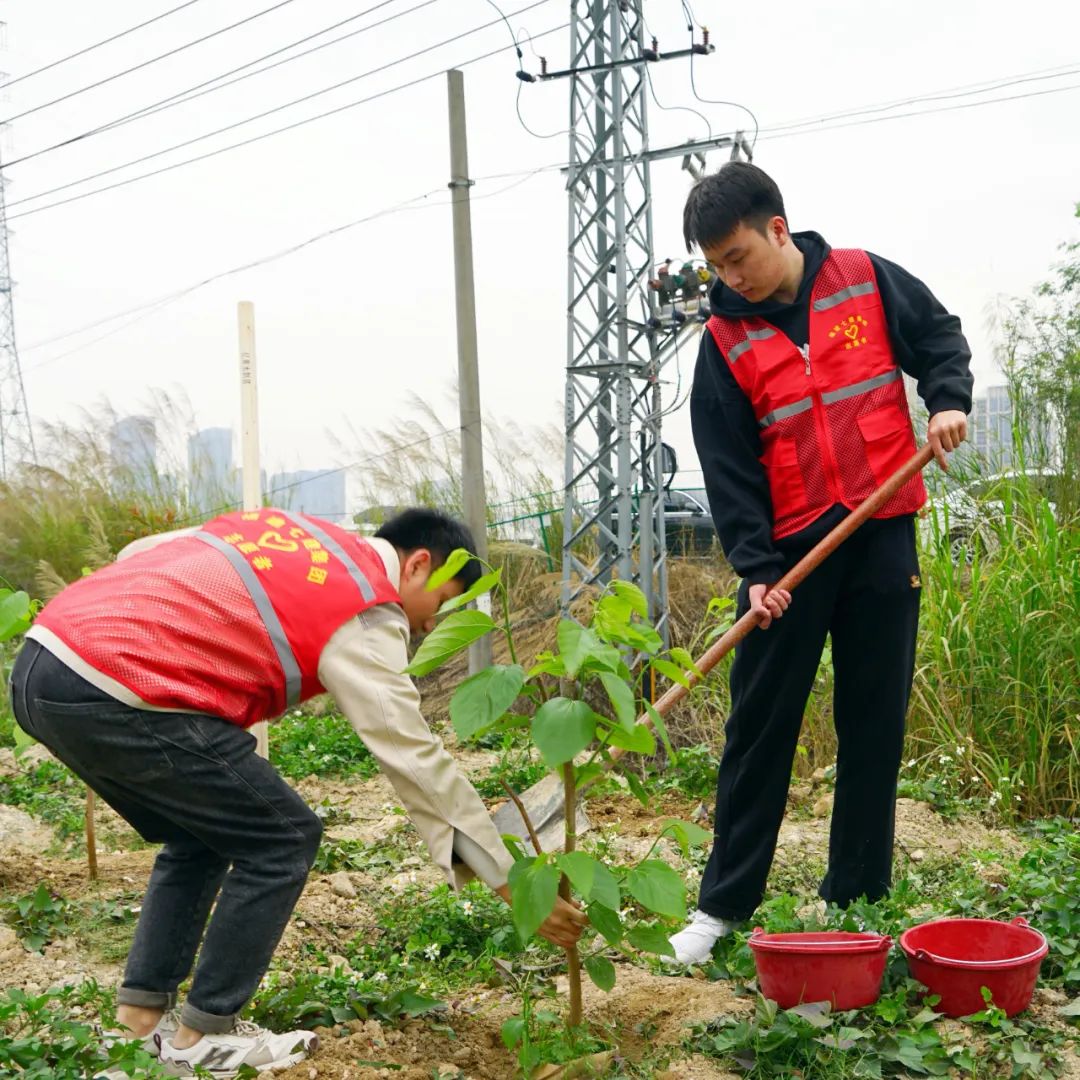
left=819, top=368, right=901, bottom=404
left=194, top=531, right=304, bottom=706
left=759, top=396, right=813, bottom=429
left=728, top=326, right=777, bottom=362
left=279, top=510, right=376, bottom=603
left=812, top=280, right=876, bottom=312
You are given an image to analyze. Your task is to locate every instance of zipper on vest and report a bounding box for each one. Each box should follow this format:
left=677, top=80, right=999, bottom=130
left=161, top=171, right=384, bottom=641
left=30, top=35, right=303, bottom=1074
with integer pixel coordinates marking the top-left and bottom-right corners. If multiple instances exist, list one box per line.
left=803, top=353, right=844, bottom=504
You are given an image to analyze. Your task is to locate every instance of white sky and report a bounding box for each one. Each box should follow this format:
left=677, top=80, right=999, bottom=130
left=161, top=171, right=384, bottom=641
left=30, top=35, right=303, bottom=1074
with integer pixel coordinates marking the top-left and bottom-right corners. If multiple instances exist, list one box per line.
left=7, top=0, right=1080, bottom=495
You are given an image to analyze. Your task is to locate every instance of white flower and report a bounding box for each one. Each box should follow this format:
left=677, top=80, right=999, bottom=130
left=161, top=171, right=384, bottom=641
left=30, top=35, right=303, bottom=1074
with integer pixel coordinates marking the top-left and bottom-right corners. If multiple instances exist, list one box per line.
left=371, top=971, right=388, bottom=983
left=988, top=791, right=1002, bottom=805
left=1015, top=795, right=1022, bottom=802
left=956, top=745, right=966, bottom=756
left=938, top=754, right=952, bottom=765
left=905, top=759, right=917, bottom=768
left=423, top=943, right=441, bottom=961
left=461, top=900, right=474, bottom=916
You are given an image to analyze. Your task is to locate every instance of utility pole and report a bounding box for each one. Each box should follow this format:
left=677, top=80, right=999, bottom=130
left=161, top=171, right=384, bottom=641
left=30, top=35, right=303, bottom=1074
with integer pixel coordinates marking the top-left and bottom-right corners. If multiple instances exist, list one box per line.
left=0, top=19, right=35, bottom=480
left=237, top=301, right=269, bottom=758
left=447, top=68, right=491, bottom=673
left=534, top=6, right=732, bottom=643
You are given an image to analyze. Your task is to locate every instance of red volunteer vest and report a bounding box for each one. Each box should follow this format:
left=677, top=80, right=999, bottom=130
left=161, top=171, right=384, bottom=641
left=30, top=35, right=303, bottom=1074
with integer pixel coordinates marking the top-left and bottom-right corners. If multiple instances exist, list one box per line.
left=36, top=508, right=402, bottom=727
left=706, top=248, right=926, bottom=539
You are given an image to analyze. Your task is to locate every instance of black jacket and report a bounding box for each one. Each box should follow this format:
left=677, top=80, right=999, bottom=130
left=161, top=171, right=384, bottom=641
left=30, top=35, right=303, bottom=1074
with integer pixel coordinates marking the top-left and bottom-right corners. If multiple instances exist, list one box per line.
left=690, top=232, right=973, bottom=585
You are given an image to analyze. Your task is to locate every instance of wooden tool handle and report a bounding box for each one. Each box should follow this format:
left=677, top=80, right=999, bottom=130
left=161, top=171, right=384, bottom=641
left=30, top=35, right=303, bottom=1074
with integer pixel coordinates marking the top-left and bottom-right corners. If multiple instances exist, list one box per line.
left=595, top=443, right=934, bottom=779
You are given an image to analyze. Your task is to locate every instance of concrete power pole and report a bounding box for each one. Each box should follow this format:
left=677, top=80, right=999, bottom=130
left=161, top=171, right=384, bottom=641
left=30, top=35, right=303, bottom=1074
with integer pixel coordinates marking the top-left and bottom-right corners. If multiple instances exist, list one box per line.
left=447, top=68, right=492, bottom=673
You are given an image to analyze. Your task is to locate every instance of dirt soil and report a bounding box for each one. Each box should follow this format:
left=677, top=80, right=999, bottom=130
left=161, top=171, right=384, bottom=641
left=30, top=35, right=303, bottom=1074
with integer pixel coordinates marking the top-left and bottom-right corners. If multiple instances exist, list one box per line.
left=266, top=965, right=749, bottom=1080
left=1, top=750, right=1077, bottom=1079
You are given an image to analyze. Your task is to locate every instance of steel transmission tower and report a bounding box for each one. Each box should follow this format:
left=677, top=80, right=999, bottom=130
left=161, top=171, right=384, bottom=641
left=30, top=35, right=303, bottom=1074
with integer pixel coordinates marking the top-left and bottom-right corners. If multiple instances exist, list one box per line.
left=0, top=21, right=34, bottom=480
left=545, top=5, right=739, bottom=641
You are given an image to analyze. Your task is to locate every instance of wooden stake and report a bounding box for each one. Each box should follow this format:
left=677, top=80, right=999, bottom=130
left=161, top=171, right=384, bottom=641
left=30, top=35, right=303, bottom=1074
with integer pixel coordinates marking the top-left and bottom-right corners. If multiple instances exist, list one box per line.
left=85, top=789, right=98, bottom=881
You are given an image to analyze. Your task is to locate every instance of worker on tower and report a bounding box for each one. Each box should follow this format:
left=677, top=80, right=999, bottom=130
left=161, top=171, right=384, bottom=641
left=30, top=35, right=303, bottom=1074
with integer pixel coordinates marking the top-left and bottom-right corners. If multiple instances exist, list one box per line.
left=9, top=507, right=585, bottom=1076
left=667, top=162, right=972, bottom=964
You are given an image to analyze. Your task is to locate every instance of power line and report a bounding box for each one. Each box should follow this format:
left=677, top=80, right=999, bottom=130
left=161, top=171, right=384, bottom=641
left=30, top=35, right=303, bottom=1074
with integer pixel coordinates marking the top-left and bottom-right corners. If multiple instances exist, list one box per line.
left=758, top=61, right=1080, bottom=136
left=1, top=0, right=440, bottom=172
left=21, top=164, right=561, bottom=366
left=755, top=79, right=1080, bottom=144
left=0, top=0, right=209, bottom=92
left=0, top=0, right=300, bottom=126
left=7, top=2, right=561, bottom=220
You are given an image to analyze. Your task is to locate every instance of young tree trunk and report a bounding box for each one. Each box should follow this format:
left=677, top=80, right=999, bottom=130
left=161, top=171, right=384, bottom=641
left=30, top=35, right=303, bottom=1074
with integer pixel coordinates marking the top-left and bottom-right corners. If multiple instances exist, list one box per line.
left=561, top=761, right=582, bottom=1027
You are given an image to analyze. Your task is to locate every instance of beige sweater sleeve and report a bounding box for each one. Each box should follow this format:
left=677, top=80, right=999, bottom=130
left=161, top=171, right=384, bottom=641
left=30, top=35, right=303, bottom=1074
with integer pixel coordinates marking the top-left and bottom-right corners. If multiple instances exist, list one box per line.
left=318, top=606, right=514, bottom=891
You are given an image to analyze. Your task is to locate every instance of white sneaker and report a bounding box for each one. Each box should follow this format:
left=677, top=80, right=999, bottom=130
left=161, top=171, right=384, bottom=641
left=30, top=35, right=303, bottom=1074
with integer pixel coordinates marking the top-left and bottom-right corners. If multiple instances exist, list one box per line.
left=94, top=1009, right=181, bottom=1077
left=664, top=909, right=741, bottom=965
left=157, top=1020, right=319, bottom=1077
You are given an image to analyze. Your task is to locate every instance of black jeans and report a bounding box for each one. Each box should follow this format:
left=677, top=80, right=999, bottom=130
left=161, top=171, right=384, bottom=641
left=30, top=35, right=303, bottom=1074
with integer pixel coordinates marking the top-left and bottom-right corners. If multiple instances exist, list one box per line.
left=698, top=515, right=921, bottom=921
left=8, top=641, right=322, bottom=1033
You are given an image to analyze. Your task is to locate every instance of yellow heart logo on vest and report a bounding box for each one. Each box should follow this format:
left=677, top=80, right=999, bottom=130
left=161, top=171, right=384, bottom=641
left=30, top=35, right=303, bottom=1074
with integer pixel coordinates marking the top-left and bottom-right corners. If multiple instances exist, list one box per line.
left=257, top=530, right=300, bottom=552
left=829, top=314, right=869, bottom=349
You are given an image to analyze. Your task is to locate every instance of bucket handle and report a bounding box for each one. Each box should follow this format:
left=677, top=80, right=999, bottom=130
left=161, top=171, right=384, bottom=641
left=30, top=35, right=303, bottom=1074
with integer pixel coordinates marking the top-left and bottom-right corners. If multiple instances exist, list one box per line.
left=913, top=921, right=1048, bottom=969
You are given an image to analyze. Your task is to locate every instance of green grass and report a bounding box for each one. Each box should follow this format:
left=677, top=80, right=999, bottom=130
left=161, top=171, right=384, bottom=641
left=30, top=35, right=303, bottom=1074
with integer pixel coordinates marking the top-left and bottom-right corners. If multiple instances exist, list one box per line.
left=269, top=709, right=378, bottom=781
left=692, top=818, right=1079, bottom=1078
left=0, top=760, right=86, bottom=845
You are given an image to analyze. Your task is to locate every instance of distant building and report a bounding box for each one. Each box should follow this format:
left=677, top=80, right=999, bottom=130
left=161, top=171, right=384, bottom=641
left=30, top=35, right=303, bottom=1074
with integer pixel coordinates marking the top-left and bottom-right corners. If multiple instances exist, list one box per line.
left=269, top=469, right=346, bottom=520
left=188, top=427, right=237, bottom=515
left=970, top=384, right=1058, bottom=469
left=109, top=415, right=157, bottom=493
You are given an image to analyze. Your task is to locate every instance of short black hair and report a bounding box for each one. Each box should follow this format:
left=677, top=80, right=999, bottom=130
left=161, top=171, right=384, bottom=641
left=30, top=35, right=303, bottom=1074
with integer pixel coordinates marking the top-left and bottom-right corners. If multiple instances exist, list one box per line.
left=374, top=507, right=482, bottom=589
left=682, top=162, right=787, bottom=252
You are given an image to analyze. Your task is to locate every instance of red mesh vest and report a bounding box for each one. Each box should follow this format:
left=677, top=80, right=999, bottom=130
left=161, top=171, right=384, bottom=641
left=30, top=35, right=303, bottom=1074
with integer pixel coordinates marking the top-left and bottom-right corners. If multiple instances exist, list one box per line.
left=35, top=508, right=402, bottom=727
left=706, top=248, right=926, bottom=539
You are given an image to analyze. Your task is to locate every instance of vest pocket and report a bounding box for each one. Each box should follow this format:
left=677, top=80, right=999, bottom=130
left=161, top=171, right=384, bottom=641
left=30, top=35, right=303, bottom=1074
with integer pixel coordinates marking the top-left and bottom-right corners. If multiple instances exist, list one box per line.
left=857, top=404, right=915, bottom=485
left=761, top=436, right=807, bottom=514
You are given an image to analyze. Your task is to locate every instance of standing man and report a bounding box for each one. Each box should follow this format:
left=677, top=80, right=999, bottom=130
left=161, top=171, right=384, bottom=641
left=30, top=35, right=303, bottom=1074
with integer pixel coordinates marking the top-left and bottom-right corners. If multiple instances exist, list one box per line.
left=667, top=163, right=972, bottom=964
left=9, top=507, right=585, bottom=1074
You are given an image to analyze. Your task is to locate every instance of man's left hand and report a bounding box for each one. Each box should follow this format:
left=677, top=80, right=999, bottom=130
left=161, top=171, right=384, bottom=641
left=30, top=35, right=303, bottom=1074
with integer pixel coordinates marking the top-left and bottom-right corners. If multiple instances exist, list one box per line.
left=927, top=410, right=968, bottom=471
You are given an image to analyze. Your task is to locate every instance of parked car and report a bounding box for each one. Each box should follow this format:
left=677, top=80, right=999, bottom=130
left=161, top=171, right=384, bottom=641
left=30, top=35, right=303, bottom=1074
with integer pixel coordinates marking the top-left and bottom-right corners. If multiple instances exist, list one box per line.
left=607, top=487, right=717, bottom=555
left=919, top=468, right=1063, bottom=561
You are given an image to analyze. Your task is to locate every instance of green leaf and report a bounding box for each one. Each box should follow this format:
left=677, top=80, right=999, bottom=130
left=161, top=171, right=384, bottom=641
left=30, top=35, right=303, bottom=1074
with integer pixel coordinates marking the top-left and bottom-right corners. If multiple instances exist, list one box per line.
left=391, top=990, right=445, bottom=1017
left=557, top=619, right=605, bottom=678
left=501, top=1016, right=525, bottom=1049
left=438, top=568, right=502, bottom=613
left=403, top=610, right=495, bottom=676
left=660, top=818, right=713, bottom=857
left=449, top=664, right=525, bottom=742
left=598, top=671, right=637, bottom=730
left=668, top=646, right=703, bottom=679
left=610, top=580, right=648, bottom=617
left=588, top=862, right=621, bottom=911
left=624, top=769, right=651, bottom=807
left=584, top=955, right=616, bottom=992
left=626, top=925, right=675, bottom=957
left=0, top=589, right=32, bottom=641
left=531, top=698, right=596, bottom=767
left=508, top=857, right=560, bottom=942
left=646, top=703, right=676, bottom=762
left=650, top=658, right=692, bottom=689
left=603, top=722, right=656, bottom=756
left=425, top=548, right=471, bottom=591
left=527, top=652, right=566, bottom=678
left=627, top=860, right=686, bottom=919
left=587, top=903, right=623, bottom=945
left=556, top=851, right=596, bottom=899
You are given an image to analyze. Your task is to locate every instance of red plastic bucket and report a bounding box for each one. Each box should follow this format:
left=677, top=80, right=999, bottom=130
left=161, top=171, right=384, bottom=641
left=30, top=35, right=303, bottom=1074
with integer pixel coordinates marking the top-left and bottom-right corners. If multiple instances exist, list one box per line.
left=749, top=930, right=892, bottom=1010
left=899, top=917, right=1048, bottom=1017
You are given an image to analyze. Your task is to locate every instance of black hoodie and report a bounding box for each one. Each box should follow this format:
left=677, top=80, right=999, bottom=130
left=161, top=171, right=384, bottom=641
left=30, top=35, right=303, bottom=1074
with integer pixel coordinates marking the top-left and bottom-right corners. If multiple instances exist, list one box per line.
left=689, top=231, right=973, bottom=585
